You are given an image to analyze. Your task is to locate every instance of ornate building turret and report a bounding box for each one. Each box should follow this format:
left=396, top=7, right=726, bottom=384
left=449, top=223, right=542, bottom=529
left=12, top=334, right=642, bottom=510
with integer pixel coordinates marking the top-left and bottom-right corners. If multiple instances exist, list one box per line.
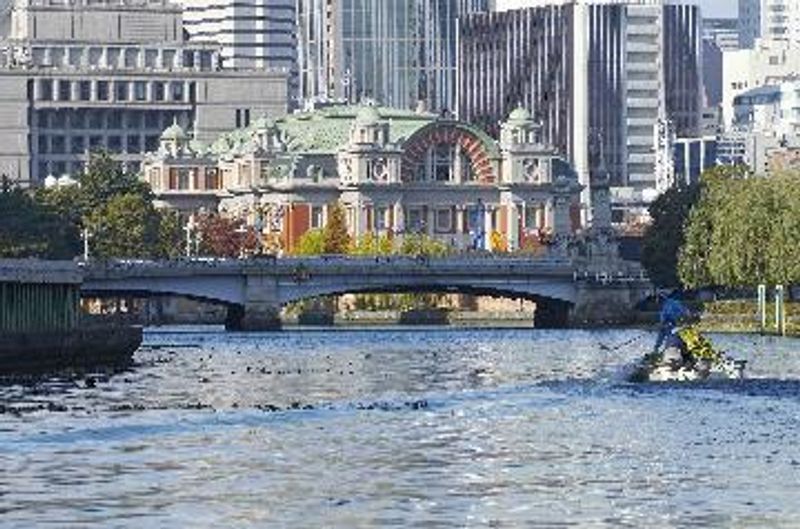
left=350, top=104, right=390, bottom=147
left=498, top=107, right=582, bottom=251
left=338, top=104, right=402, bottom=186
left=499, top=107, right=552, bottom=185
left=253, top=114, right=286, bottom=154
left=159, top=120, right=190, bottom=158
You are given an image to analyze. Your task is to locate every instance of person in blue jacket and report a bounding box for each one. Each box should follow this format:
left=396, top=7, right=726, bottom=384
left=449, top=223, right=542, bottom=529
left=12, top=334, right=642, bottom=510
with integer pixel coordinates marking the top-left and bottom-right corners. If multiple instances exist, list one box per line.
left=653, top=290, right=691, bottom=354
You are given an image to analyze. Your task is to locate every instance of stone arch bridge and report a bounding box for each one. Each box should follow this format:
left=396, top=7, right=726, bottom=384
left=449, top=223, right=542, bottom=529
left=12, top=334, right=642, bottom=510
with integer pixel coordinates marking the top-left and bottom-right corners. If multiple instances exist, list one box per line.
left=81, top=256, right=651, bottom=330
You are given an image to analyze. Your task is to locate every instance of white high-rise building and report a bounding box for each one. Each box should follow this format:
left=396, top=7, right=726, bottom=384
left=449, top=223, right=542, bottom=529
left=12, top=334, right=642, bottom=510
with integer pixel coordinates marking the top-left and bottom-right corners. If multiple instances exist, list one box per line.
left=178, top=0, right=298, bottom=102
left=739, top=0, right=800, bottom=48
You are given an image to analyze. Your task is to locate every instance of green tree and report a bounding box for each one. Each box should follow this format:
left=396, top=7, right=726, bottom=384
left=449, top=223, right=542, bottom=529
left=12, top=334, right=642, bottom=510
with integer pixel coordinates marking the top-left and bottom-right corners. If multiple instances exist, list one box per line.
left=678, top=166, right=800, bottom=289
left=641, top=183, right=700, bottom=287
left=0, top=190, right=79, bottom=258
left=293, top=229, right=326, bottom=255
left=322, top=203, right=351, bottom=254
left=85, top=193, right=161, bottom=259
left=400, top=234, right=451, bottom=257
left=157, top=210, right=185, bottom=259
left=352, top=232, right=394, bottom=256
left=79, top=151, right=151, bottom=211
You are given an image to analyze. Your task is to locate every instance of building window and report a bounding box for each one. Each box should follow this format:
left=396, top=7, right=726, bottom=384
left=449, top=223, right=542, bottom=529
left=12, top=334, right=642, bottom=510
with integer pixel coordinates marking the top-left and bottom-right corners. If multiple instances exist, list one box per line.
left=107, top=135, right=122, bottom=153
left=199, top=51, right=212, bottom=70
left=433, top=144, right=453, bottom=182
left=107, top=111, right=123, bottom=128
left=244, top=108, right=250, bottom=127
left=126, top=135, right=140, bottom=153
left=124, top=48, right=138, bottom=68
left=78, top=81, right=91, bottom=101
left=235, top=109, right=241, bottom=128
left=145, top=135, right=159, bottom=151
left=88, top=109, right=104, bottom=129
left=144, top=49, right=158, bottom=68
left=406, top=207, right=424, bottom=233
left=134, top=81, right=147, bottom=101
left=89, top=136, right=103, bottom=150
left=144, top=112, right=160, bottom=129
left=51, top=135, right=65, bottom=154
left=69, top=111, right=85, bottom=129
left=115, top=81, right=128, bottom=101
left=524, top=205, right=541, bottom=230
left=435, top=208, right=453, bottom=233
left=70, top=136, right=85, bottom=154
left=154, top=82, right=166, bottom=101
left=204, top=168, right=219, bottom=189
left=374, top=207, right=387, bottom=231
left=39, top=79, right=53, bottom=100
left=178, top=168, right=190, bottom=190
left=311, top=206, right=324, bottom=229
left=126, top=111, right=142, bottom=128
left=96, top=81, right=109, bottom=101
left=162, top=49, right=176, bottom=68
left=51, top=111, right=67, bottom=128
left=38, top=135, right=48, bottom=154
left=58, top=80, right=71, bottom=101
left=171, top=82, right=184, bottom=102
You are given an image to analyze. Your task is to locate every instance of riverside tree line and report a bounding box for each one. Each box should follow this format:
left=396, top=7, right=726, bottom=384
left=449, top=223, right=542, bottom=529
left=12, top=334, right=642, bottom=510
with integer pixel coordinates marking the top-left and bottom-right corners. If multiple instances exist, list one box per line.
left=642, top=166, right=800, bottom=290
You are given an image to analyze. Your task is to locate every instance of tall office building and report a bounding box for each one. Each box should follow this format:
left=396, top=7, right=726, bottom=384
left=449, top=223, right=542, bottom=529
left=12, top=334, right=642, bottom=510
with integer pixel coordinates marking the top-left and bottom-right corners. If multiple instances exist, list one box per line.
left=297, top=0, right=488, bottom=112
left=178, top=0, right=298, bottom=101
left=0, top=0, right=288, bottom=185
left=739, top=0, right=800, bottom=48
left=458, top=0, right=702, bottom=223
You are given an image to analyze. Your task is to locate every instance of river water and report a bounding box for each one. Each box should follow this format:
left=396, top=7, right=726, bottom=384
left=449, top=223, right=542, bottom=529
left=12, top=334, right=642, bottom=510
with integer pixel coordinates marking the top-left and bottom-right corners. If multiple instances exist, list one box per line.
left=1, top=328, right=800, bottom=528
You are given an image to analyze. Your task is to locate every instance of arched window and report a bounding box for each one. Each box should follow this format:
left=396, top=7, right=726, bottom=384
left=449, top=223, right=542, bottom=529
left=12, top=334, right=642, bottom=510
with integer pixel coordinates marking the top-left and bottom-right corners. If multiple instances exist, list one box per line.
left=433, top=144, right=453, bottom=182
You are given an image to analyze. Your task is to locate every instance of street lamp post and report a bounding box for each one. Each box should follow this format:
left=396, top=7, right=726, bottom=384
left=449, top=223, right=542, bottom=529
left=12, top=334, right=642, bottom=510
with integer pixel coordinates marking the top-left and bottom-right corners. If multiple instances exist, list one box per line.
left=81, top=227, right=92, bottom=262
left=184, top=216, right=197, bottom=257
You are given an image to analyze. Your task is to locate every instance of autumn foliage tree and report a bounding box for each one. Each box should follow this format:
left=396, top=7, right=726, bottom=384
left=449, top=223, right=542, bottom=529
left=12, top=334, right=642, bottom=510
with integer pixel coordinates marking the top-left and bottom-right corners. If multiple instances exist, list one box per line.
left=322, top=203, right=351, bottom=254
left=197, top=213, right=260, bottom=258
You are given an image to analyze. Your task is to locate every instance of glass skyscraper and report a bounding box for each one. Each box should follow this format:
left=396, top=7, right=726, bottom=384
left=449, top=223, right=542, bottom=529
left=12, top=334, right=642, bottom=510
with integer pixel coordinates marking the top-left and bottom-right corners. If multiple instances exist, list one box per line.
left=298, top=0, right=488, bottom=112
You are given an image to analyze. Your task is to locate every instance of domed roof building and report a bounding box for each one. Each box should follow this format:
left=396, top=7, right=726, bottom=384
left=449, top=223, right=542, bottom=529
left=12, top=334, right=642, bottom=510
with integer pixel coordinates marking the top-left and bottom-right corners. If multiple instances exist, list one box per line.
left=143, top=105, right=582, bottom=253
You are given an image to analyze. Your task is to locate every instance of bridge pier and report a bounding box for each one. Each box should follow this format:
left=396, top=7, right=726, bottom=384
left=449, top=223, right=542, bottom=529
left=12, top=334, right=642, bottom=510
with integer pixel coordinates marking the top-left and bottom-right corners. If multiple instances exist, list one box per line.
left=226, top=303, right=282, bottom=331
left=534, top=299, right=572, bottom=329
left=570, top=282, right=646, bottom=326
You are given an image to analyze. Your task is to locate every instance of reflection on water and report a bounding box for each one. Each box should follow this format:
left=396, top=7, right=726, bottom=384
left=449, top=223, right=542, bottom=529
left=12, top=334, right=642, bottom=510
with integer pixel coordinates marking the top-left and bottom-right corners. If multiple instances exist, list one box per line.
left=1, top=328, right=800, bottom=528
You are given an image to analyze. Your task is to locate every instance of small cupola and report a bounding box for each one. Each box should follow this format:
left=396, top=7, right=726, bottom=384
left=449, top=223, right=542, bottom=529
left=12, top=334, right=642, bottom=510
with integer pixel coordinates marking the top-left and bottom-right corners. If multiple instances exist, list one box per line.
left=160, top=119, right=189, bottom=157
left=500, top=106, right=542, bottom=148
left=351, top=103, right=389, bottom=147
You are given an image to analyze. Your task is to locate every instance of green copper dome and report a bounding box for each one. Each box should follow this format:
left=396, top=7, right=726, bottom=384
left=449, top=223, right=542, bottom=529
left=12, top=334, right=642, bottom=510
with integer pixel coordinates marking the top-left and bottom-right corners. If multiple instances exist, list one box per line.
left=507, top=106, right=533, bottom=124
left=161, top=121, right=188, bottom=141
left=355, top=104, right=381, bottom=126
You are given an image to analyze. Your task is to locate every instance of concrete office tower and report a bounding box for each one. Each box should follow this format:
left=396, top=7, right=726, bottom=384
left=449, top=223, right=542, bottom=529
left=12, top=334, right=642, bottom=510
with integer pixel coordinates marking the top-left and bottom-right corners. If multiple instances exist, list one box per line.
left=297, top=0, right=488, bottom=112
left=458, top=0, right=702, bottom=224
left=739, top=0, right=800, bottom=49
left=0, top=0, right=288, bottom=185
left=178, top=0, right=298, bottom=101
